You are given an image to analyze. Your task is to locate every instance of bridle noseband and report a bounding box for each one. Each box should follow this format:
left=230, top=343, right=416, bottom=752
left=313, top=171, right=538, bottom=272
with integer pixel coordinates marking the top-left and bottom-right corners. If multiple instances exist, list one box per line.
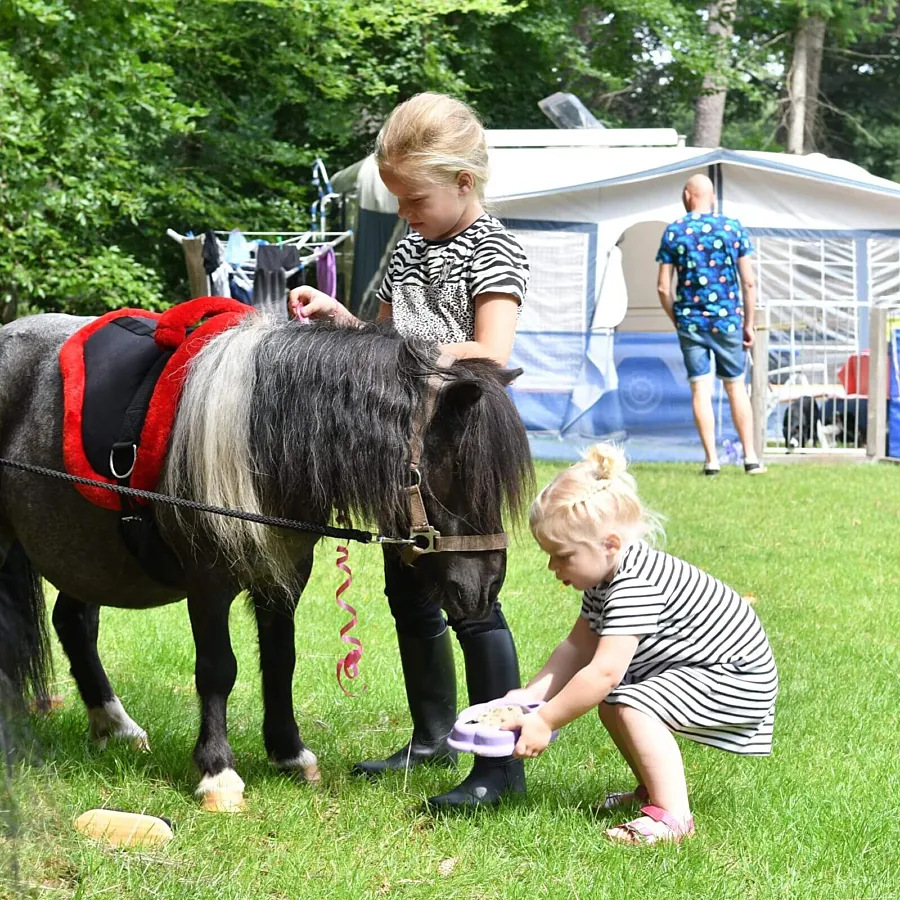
left=399, top=352, right=508, bottom=565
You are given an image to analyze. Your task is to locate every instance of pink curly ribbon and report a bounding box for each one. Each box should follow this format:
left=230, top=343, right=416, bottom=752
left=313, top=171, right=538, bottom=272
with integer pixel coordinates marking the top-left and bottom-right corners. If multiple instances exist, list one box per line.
left=334, top=522, right=366, bottom=698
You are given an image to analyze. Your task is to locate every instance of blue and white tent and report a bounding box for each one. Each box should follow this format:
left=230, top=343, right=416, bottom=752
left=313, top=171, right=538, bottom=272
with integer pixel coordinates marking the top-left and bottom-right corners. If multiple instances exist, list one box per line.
left=333, top=131, right=900, bottom=460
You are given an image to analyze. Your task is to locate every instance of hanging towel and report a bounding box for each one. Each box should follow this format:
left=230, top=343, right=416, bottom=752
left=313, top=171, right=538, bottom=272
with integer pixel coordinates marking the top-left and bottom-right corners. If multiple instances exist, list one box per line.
left=316, top=246, right=337, bottom=298
left=225, top=229, right=251, bottom=266
left=182, top=237, right=208, bottom=299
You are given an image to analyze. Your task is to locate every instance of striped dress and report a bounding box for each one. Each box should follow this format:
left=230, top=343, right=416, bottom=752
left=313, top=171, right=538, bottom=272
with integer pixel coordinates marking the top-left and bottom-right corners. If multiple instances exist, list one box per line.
left=582, top=541, right=777, bottom=755
left=377, top=214, right=529, bottom=343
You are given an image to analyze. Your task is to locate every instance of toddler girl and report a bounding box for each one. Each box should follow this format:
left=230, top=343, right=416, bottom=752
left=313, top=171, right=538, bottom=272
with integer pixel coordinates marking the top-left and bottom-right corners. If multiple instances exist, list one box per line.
left=504, top=445, right=778, bottom=843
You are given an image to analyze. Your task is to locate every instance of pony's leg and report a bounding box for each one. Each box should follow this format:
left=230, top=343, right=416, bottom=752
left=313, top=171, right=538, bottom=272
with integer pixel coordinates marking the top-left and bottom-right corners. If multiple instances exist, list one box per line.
left=252, top=589, right=320, bottom=783
left=187, top=591, right=244, bottom=812
left=52, top=594, right=149, bottom=750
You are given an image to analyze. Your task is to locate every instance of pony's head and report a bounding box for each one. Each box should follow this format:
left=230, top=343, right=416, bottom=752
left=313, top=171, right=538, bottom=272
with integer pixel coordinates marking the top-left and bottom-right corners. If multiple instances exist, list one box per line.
left=163, top=317, right=533, bottom=618
left=411, top=355, right=532, bottom=620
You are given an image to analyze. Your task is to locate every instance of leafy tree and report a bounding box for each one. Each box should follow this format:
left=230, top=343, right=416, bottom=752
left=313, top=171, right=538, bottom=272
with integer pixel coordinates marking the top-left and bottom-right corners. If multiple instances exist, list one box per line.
left=0, top=0, right=196, bottom=317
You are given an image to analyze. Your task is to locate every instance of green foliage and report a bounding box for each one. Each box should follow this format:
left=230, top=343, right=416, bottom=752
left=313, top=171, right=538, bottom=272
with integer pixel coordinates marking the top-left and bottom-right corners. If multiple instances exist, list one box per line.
left=0, top=1, right=198, bottom=314
left=818, top=28, right=900, bottom=180
left=1, top=0, right=898, bottom=317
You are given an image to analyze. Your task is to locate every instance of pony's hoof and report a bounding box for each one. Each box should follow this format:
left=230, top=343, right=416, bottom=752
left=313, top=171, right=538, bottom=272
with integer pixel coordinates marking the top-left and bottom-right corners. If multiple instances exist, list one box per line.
left=273, top=749, right=320, bottom=784
left=87, top=699, right=148, bottom=752
left=196, top=769, right=246, bottom=813
left=199, top=790, right=245, bottom=813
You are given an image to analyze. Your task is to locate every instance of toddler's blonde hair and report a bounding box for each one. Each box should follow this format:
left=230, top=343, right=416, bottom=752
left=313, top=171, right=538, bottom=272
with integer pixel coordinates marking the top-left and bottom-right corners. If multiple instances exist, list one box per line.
left=375, top=93, right=489, bottom=199
left=529, top=443, right=664, bottom=548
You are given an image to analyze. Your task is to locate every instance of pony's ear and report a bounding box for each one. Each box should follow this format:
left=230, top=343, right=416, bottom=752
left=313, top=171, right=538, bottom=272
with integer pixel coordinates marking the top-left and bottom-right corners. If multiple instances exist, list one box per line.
left=497, top=367, right=523, bottom=387
left=443, top=378, right=482, bottom=412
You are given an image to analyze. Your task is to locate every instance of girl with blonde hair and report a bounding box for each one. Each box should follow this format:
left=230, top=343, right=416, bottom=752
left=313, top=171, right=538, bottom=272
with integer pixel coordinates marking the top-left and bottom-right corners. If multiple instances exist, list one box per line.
left=288, top=93, right=530, bottom=810
left=502, top=444, right=778, bottom=844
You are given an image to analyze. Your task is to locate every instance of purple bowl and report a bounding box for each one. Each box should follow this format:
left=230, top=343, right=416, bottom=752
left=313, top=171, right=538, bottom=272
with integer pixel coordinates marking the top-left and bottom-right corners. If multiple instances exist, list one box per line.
left=447, top=699, right=559, bottom=757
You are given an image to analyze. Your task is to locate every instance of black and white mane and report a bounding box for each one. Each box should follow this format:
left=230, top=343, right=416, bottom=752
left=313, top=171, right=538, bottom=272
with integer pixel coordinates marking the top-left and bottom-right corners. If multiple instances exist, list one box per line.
left=163, top=317, right=532, bottom=588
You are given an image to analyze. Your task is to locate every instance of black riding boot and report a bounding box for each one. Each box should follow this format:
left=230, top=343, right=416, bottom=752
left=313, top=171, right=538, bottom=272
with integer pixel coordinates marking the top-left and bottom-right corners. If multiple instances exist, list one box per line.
left=352, top=627, right=458, bottom=776
left=425, top=628, right=526, bottom=811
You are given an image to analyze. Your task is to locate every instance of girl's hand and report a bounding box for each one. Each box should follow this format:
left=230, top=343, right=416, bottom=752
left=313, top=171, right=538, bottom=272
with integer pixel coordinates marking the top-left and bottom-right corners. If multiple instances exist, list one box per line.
left=288, top=286, right=341, bottom=321
left=502, top=711, right=553, bottom=759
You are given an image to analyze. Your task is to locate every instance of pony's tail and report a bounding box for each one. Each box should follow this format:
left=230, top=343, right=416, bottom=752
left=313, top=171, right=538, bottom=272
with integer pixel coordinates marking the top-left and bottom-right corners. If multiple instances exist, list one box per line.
left=0, top=543, right=51, bottom=706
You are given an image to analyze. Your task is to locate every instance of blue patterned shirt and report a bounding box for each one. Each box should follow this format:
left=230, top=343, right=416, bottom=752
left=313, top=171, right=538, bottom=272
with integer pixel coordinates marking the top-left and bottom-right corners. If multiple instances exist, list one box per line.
left=656, top=212, right=753, bottom=335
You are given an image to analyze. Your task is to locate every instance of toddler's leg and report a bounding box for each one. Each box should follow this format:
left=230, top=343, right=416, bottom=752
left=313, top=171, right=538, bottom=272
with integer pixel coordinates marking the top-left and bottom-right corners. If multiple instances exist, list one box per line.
left=599, top=702, right=690, bottom=819
left=598, top=701, right=642, bottom=785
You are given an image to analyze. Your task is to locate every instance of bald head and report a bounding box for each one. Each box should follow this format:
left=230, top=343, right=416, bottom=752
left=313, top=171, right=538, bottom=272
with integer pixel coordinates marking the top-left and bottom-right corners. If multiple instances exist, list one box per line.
left=682, top=174, right=715, bottom=213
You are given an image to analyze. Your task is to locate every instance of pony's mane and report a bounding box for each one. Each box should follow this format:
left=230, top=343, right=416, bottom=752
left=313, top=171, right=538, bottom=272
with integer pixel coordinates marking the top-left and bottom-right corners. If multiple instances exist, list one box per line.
left=162, top=315, right=532, bottom=589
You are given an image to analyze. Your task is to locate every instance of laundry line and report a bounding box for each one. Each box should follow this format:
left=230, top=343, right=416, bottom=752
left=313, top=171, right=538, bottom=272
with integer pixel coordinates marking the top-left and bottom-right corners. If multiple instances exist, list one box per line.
left=166, top=227, right=353, bottom=316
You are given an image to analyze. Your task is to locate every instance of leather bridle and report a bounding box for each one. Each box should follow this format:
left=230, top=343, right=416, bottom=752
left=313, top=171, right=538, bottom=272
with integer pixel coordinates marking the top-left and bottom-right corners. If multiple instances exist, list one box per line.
left=399, top=352, right=508, bottom=565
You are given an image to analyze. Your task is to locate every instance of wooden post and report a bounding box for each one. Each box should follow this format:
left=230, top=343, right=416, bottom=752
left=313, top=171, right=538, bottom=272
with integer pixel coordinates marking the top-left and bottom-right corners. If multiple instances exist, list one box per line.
left=867, top=306, right=888, bottom=460
left=182, top=237, right=208, bottom=299
left=750, top=306, right=769, bottom=459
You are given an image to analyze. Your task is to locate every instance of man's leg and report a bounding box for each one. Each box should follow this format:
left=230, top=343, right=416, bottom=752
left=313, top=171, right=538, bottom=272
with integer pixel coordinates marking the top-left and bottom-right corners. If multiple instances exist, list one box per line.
left=678, top=333, right=719, bottom=469
left=689, top=375, right=719, bottom=468
left=723, top=377, right=760, bottom=464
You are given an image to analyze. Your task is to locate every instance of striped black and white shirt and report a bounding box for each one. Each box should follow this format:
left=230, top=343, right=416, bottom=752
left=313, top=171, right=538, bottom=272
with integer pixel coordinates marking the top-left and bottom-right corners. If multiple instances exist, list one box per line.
left=583, top=541, right=778, bottom=755
left=377, top=214, right=529, bottom=343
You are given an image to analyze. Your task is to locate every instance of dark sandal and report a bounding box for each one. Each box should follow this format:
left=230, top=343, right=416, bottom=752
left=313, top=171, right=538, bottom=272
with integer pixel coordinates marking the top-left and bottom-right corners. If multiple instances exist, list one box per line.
left=596, top=784, right=650, bottom=811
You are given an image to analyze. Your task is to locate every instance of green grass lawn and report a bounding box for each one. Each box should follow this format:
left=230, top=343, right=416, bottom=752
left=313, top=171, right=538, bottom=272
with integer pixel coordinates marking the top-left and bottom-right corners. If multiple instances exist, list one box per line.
left=7, top=460, right=900, bottom=899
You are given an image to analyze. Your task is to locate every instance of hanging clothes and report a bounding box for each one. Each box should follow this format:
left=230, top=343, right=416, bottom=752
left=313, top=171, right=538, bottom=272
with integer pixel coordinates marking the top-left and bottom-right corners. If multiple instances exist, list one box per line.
left=225, top=229, right=251, bottom=267
left=200, top=230, right=228, bottom=297
left=229, top=271, right=254, bottom=305
left=202, top=230, right=220, bottom=275
left=253, top=244, right=300, bottom=319
left=316, top=246, right=337, bottom=298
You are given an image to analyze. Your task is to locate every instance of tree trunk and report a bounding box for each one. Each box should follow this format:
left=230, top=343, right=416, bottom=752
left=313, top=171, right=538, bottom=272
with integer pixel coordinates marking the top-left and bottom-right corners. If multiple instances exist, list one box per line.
left=692, top=0, right=738, bottom=147
left=803, top=16, right=826, bottom=152
left=788, top=14, right=826, bottom=154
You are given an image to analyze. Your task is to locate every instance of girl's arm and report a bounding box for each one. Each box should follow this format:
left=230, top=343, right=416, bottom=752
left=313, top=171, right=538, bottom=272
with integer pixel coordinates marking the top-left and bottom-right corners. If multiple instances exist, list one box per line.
left=510, top=616, right=599, bottom=704
left=287, top=289, right=394, bottom=327
left=537, top=634, right=639, bottom=732
left=440, top=293, right=519, bottom=365
left=288, top=287, right=359, bottom=325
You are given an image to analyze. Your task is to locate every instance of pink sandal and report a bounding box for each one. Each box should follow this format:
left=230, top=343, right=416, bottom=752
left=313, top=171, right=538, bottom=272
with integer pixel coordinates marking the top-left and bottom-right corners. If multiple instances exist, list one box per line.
left=596, top=784, right=649, bottom=811
left=606, top=805, right=695, bottom=845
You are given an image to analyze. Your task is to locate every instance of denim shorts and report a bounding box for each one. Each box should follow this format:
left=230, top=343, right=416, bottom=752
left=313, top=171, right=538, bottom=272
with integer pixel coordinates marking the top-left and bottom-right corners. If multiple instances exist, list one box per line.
left=678, top=328, right=746, bottom=382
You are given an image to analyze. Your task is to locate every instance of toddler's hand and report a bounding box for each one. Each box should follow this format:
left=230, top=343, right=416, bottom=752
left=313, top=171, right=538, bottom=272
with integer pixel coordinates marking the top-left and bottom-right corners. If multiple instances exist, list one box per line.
left=288, top=286, right=340, bottom=321
left=502, top=711, right=553, bottom=759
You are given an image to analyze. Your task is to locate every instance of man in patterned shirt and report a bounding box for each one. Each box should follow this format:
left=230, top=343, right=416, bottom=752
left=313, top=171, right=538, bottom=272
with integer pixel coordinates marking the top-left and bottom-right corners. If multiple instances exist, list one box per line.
left=656, top=174, right=765, bottom=475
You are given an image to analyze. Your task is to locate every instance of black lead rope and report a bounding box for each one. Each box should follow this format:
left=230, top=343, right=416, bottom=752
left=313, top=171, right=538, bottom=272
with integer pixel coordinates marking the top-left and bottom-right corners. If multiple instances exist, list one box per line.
left=0, top=456, right=403, bottom=546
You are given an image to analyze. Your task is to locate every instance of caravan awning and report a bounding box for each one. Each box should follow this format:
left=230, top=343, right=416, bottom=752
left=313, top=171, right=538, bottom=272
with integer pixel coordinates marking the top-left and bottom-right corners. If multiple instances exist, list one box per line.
left=334, top=144, right=900, bottom=211
left=487, top=147, right=900, bottom=202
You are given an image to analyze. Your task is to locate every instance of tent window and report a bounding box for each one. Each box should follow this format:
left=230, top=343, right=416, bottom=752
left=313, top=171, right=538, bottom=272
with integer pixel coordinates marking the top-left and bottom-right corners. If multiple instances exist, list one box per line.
left=512, top=228, right=591, bottom=333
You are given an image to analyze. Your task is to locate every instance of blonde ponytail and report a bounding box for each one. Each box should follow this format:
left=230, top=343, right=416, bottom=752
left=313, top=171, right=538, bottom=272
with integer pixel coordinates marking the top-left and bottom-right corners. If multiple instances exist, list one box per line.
left=530, top=443, right=664, bottom=548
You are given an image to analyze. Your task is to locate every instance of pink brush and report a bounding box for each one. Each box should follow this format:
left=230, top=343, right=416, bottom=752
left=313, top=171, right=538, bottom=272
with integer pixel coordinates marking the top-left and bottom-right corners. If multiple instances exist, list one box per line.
left=448, top=700, right=559, bottom=757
